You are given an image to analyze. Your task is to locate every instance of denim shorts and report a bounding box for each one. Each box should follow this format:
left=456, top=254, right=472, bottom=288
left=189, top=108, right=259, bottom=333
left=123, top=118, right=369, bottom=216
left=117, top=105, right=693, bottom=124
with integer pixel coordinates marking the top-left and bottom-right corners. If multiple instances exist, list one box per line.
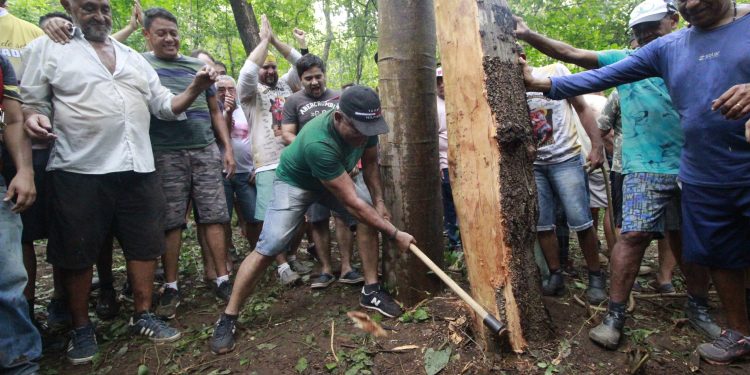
left=534, top=155, right=593, bottom=232
left=255, top=175, right=372, bottom=257
left=681, top=182, right=750, bottom=269
left=223, top=172, right=259, bottom=223
left=621, top=173, right=680, bottom=235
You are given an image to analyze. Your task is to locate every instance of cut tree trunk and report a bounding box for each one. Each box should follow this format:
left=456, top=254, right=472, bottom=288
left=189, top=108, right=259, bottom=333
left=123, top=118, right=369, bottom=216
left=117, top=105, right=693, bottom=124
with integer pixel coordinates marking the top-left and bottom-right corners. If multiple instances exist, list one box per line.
left=228, top=0, right=261, bottom=55
left=378, top=0, right=444, bottom=305
left=434, top=0, right=554, bottom=352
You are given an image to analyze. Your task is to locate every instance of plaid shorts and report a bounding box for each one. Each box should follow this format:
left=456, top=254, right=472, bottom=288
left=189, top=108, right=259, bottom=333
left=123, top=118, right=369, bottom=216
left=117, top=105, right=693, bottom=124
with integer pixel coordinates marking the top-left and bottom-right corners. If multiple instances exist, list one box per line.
left=621, top=172, right=681, bottom=235
left=155, top=143, right=229, bottom=230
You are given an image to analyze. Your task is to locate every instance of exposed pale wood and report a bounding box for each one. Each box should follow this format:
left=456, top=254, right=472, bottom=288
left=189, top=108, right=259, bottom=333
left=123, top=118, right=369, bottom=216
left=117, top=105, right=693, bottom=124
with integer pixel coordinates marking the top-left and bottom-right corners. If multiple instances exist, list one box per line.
left=378, top=0, right=444, bottom=305
left=435, top=0, right=554, bottom=351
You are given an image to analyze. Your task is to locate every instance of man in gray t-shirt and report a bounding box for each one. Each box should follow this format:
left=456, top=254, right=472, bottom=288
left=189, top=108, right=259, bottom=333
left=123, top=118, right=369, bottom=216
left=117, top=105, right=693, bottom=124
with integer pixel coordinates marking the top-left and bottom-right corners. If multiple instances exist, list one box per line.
left=280, top=54, right=364, bottom=289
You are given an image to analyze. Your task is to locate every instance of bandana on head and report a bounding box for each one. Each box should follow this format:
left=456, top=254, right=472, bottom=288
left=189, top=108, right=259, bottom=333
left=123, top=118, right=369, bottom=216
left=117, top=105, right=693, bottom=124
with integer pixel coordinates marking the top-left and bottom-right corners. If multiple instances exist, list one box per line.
left=264, top=54, right=277, bottom=65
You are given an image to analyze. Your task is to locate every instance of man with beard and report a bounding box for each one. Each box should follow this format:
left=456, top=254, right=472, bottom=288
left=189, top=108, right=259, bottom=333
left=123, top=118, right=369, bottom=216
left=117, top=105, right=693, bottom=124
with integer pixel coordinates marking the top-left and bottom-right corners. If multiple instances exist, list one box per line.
left=21, top=0, right=218, bottom=365
left=523, top=0, right=750, bottom=364
left=515, top=0, right=720, bottom=351
left=236, top=15, right=309, bottom=285
left=140, top=7, right=236, bottom=319
left=210, top=85, right=415, bottom=354
left=280, top=54, right=365, bottom=289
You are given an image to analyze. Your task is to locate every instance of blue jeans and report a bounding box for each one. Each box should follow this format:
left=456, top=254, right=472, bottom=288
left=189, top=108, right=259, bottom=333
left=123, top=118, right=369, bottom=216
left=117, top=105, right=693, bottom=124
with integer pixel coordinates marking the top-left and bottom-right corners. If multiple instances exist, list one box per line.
left=223, top=172, right=259, bottom=223
left=0, top=178, right=41, bottom=374
left=441, top=169, right=461, bottom=248
left=534, top=155, right=593, bottom=232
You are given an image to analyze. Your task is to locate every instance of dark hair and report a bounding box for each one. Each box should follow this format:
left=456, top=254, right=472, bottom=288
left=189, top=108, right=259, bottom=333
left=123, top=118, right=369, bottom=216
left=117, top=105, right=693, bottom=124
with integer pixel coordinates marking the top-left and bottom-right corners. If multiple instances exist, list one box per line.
left=39, top=11, right=72, bottom=27
left=295, top=54, right=326, bottom=77
left=0, top=0, right=7, bottom=7
left=190, top=49, right=215, bottom=62
left=215, top=61, right=227, bottom=70
left=143, top=7, right=178, bottom=30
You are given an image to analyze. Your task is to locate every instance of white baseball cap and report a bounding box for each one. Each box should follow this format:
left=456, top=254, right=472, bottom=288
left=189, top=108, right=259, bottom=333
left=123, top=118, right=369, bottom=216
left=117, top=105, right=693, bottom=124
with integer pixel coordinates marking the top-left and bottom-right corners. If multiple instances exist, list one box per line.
left=436, top=66, right=443, bottom=78
left=628, top=0, right=677, bottom=28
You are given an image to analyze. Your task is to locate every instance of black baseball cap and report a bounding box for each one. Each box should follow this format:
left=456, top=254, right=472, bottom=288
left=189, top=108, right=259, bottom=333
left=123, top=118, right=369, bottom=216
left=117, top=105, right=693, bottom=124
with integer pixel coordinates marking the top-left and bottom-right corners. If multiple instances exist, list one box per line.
left=338, top=85, right=389, bottom=136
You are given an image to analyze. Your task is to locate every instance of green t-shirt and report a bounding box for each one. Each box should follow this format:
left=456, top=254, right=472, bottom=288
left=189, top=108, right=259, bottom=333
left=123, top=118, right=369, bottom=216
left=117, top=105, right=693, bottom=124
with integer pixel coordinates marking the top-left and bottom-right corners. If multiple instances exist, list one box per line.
left=276, top=110, right=378, bottom=192
left=144, top=53, right=216, bottom=150
left=597, top=49, right=683, bottom=175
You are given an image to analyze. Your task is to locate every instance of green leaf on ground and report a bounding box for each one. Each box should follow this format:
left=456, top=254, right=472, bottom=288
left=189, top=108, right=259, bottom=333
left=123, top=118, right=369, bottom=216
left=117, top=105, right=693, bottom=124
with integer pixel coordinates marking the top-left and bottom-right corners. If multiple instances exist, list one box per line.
left=257, top=343, right=278, bottom=350
left=137, top=364, right=149, bottom=375
left=424, top=347, right=452, bottom=375
left=240, top=358, right=250, bottom=366
left=325, top=362, right=338, bottom=372
left=413, top=308, right=430, bottom=322
left=295, top=357, right=308, bottom=373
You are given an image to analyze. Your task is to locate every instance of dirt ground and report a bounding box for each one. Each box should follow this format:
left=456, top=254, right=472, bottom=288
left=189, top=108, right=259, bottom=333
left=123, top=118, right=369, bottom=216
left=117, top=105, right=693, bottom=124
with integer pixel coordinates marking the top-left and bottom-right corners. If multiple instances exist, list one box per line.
left=32, top=222, right=750, bottom=375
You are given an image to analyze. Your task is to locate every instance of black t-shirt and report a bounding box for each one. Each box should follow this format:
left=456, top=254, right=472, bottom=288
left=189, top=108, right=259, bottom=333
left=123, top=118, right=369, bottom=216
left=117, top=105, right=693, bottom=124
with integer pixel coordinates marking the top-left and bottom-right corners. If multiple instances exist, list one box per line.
left=281, top=89, right=340, bottom=131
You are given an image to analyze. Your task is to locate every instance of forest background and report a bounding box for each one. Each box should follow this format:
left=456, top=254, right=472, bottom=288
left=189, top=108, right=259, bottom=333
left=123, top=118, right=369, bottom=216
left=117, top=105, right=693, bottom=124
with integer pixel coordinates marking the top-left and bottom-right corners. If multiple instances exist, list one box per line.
left=8, top=0, right=723, bottom=89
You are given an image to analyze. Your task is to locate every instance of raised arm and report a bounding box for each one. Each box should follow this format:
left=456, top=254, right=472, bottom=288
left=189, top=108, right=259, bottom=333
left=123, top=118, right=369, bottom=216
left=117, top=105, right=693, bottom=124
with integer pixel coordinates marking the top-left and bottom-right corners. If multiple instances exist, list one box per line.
left=111, top=0, right=143, bottom=43
left=514, top=16, right=599, bottom=70
left=237, top=16, right=272, bottom=102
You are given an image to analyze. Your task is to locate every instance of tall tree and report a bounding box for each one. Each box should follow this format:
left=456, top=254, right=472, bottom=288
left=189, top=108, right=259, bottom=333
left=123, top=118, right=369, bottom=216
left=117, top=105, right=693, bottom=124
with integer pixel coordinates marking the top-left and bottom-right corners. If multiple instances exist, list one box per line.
left=321, top=0, right=334, bottom=64
left=228, top=0, right=261, bottom=55
left=435, top=0, right=554, bottom=351
left=378, top=0, right=443, bottom=305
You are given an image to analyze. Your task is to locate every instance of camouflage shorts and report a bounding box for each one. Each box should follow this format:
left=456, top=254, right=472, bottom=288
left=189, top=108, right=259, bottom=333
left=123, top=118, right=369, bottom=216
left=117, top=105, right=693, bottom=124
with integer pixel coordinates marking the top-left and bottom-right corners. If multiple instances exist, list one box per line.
left=155, top=143, right=229, bottom=230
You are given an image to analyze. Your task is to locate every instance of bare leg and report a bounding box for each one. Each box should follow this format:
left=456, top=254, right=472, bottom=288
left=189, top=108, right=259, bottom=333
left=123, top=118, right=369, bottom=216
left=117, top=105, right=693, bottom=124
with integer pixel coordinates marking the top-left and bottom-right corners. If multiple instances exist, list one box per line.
left=603, top=208, right=616, bottom=255
left=668, top=230, right=710, bottom=298
left=710, top=268, right=750, bottom=335
left=198, top=224, right=218, bottom=280
left=128, top=259, right=157, bottom=314
left=357, top=224, right=379, bottom=285
left=311, top=220, right=332, bottom=274
left=245, top=221, right=261, bottom=250
left=224, top=251, right=275, bottom=315
left=656, top=237, right=677, bottom=286
left=201, top=223, right=230, bottom=278
left=163, top=228, right=182, bottom=284
left=335, top=217, right=354, bottom=274
left=576, top=227, right=602, bottom=272
left=63, top=266, right=94, bottom=328
left=538, top=230, right=560, bottom=271
left=609, top=231, right=652, bottom=303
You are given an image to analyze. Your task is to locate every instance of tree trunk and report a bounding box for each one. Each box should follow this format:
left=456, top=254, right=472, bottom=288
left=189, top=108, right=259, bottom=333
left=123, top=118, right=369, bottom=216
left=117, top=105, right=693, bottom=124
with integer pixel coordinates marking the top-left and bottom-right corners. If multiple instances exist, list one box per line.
left=321, top=0, right=334, bottom=64
left=434, top=0, right=554, bottom=352
left=228, top=0, right=261, bottom=55
left=378, top=0, right=444, bottom=305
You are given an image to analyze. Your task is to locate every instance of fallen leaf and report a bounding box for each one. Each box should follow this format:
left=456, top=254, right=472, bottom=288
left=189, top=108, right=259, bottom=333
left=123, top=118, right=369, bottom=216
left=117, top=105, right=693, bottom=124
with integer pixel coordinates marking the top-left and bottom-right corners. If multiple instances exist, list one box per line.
left=391, top=345, right=419, bottom=351
left=688, top=350, right=701, bottom=372
left=295, top=357, right=308, bottom=373
left=347, top=311, right=387, bottom=337
left=424, top=347, right=452, bottom=375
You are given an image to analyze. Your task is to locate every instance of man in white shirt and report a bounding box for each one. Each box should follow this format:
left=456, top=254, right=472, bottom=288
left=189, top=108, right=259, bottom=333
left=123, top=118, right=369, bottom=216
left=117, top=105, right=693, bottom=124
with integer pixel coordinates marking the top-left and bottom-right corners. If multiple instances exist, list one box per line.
left=21, top=0, right=217, bottom=365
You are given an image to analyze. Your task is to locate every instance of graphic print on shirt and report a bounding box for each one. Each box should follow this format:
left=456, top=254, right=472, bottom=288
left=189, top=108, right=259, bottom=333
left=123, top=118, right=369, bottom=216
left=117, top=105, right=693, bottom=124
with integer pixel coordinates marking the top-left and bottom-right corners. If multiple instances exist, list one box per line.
left=529, top=107, right=555, bottom=147
left=270, top=97, right=285, bottom=127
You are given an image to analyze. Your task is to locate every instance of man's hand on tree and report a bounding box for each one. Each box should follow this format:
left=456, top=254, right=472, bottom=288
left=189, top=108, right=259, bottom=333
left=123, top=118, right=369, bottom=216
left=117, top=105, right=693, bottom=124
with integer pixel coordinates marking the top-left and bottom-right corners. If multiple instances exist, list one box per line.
left=713, top=83, right=750, bottom=120
left=512, top=15, right=531, bottom=40
left=42, top=17, right=73, bottom=44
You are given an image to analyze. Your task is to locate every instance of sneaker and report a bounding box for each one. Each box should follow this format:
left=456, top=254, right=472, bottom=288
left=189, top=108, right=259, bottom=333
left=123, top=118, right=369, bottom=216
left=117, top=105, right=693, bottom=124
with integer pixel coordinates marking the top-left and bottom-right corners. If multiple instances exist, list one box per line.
left=47, top=298, right=72, bottom=332
left=648, top=279, right=676, bottom=294
left=588, top=310, right=626, bottom=350
left=586, top=272, right=608, bottom=305
left=289, top=258, right=312, bottom=275
left=311, top=273, right=336, bottom=289
left=215, top=280, right=233, bottom=302
left=67, top=323, right=98, bottom=365
left=279, top=267, right=301, bottom=286
left=155, top=287, right=180, bottom=320
left=542, top=271, right=565, bottom=297
left=210, top=313, right=238, bottom=354
left=360, top=285, right=403, bottom=318
left=697, top=329, right=750, bottom=365
left=686, top=297, right=721, bottom=339
left=129, top=312, right=181, bottom=343
left=95, top=287, right=120, bottom=320
left=561, top=262, right=578, bottom=278
left=339, top=270, right=365, bottom=285
left=119, top=281, right=133, bottom=303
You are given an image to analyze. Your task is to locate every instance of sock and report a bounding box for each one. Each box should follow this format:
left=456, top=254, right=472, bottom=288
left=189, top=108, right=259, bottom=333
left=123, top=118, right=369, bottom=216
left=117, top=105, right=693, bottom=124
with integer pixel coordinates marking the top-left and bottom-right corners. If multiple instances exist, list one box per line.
left=362, top=283, right=380, bottom=294
left=216, top=275, right=230, bottom=286
left=288, top=255, right=297, bottom=262
left=165, top=281, right=178, bottom=291
left=223, top=312, right=238, bottom=320
left=608, top=301, right=626, bottom=314
left=589, top=270, right=602, bottom=277
left=277, top=262, right=290, bottom=275
left=688, top=293, right=708, bottom=307
left=549, top=268, right=561, bottom=275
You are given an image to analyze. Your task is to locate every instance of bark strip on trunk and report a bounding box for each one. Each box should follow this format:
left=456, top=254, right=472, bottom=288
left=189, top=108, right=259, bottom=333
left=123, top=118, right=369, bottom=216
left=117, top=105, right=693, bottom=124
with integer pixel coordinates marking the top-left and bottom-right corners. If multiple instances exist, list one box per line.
left=434, top=0, right=554, bottom=351
left=228, top=0, right=261, bottom=55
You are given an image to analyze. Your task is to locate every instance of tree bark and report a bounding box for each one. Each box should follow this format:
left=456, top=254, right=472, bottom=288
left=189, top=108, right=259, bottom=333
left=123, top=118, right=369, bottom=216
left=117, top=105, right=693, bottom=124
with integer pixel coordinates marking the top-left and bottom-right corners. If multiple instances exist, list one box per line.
left=378, top=0, right=444, bottom=305
left=228, top=0, right=261, bottom=55
left=434, top=0, right=554, bottom=352
left=322, top=0, right=334, bottom=64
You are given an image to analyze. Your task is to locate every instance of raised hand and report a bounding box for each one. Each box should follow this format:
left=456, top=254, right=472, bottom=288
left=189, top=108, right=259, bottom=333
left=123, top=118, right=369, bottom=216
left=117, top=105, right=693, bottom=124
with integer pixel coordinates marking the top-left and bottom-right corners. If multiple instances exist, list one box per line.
left=513, top=15, right=531, bottom=40
left=293, top=28, right=307, bottom=48
left=193, top=65, right=218, bottom=91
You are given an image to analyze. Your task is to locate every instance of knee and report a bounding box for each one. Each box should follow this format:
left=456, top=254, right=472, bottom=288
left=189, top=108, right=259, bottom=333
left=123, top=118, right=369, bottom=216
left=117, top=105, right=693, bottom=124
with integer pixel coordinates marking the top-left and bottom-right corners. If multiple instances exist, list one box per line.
left=620, top=231, right=653, bottom=247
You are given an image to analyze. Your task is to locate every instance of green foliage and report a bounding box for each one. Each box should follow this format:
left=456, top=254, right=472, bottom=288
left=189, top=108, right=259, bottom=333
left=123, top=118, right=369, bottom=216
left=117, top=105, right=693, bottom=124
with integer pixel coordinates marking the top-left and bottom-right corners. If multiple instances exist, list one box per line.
left=424, top=347, right=451, bottom=375
left=399, top=307, right=430, bottom=323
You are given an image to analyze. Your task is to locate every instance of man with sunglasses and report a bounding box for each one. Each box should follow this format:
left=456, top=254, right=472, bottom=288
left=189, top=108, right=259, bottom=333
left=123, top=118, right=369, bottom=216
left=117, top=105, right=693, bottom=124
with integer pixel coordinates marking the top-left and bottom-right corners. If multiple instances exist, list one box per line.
left=209, top=85, right=416, bottom=354
left=514, top=0, right=719, bottom=351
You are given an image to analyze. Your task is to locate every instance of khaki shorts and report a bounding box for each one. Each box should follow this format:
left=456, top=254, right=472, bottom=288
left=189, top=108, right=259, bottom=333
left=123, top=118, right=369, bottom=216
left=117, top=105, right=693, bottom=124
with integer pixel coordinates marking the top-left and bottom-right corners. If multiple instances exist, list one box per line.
left=155, top=144, right=229, bottom=230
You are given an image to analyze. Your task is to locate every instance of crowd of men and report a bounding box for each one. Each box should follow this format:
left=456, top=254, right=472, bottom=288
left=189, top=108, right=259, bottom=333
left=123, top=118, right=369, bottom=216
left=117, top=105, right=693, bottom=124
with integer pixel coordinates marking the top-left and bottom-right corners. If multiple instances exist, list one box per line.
left=0, top=0, right=749, bottom=373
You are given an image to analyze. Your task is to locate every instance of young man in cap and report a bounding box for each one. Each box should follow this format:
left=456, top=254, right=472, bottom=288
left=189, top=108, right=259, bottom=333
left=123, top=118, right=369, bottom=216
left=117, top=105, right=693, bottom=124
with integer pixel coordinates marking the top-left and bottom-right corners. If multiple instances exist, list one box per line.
left=522, top=0, right=750, bottom=364
left=515, top=0, right=719, bottom=350
left=209, top=85, right=416, bottom=354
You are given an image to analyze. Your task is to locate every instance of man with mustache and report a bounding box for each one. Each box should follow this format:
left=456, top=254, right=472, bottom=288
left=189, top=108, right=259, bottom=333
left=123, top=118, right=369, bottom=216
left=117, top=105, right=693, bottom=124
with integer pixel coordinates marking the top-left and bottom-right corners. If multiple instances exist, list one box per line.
left=280, top=54, right=366, bottom=289
left=21, top=0, right=218, bottom=365
left=523, top=0, right=750, bottom=364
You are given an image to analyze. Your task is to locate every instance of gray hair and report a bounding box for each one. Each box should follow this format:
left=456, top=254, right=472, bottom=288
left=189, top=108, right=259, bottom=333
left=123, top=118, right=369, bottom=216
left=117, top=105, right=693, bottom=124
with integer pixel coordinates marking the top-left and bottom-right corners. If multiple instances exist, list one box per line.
left=216, top=75, right=236, bottom=86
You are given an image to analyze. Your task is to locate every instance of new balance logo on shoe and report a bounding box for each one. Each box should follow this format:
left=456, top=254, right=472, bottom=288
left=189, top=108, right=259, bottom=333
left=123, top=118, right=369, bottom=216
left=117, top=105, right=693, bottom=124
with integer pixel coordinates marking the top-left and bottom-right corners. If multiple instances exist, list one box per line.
left=370, top=297, right=381, bottom=306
